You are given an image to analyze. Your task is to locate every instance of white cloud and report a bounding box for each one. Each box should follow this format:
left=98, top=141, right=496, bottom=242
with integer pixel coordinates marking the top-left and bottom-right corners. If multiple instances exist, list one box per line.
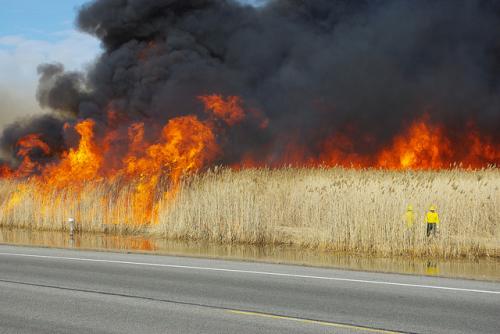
left=0, top=30, right=100, bottom=128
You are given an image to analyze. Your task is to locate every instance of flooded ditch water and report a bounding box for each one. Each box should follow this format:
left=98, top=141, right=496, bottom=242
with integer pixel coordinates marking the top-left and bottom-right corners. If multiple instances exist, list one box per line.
left=1, top=227, right=498, bottom=282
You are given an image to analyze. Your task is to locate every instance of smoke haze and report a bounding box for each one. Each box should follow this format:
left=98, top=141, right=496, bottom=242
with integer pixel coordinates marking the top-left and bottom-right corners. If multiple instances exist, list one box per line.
left=0, top=31, right=99, bottom=149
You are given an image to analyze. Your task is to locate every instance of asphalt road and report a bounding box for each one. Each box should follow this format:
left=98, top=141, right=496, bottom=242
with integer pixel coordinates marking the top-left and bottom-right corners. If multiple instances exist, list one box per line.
left=0, top=245, right=499, bottom=334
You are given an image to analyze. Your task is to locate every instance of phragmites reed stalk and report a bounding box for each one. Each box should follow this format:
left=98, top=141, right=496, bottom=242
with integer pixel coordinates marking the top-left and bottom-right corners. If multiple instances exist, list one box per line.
left=1, top=168, right=499, bottom=258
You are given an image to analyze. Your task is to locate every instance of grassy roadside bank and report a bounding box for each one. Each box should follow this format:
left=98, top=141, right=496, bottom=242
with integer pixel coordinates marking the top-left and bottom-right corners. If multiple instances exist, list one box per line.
left=1, top=168, right=499, bottom=258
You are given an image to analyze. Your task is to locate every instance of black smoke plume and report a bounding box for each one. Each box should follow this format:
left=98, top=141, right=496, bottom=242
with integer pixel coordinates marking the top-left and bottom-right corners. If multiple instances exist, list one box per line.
left=1, top=0, right=500, bottom=167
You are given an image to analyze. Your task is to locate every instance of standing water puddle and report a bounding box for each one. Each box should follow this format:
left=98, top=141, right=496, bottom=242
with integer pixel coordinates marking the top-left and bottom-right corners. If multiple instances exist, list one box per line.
left=1, top=227, right=498, bottom=282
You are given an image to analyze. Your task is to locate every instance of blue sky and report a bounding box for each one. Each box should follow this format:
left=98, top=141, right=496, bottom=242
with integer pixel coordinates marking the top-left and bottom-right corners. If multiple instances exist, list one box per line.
left=0, top=0, right=100, bottom=127
left=0, top=0, right=262, bottom=127
left=0, top=0, right=262, bottom=41
left=0, top=0, right=88, bottom=42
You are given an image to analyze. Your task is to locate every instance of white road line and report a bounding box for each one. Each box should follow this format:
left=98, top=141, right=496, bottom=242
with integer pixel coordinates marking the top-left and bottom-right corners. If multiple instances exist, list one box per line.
left=0, top=251, right=499, bottom=295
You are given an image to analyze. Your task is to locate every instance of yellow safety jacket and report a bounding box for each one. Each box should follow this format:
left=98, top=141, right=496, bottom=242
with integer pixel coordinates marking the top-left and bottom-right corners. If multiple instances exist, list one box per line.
left=426, top=211, right=440, bottom=224
left=404, top=211, right=415, bottom=228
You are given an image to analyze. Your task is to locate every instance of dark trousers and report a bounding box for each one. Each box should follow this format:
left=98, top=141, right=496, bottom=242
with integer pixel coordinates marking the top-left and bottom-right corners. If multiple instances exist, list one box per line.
left=426, top=223, right=437, bottom=237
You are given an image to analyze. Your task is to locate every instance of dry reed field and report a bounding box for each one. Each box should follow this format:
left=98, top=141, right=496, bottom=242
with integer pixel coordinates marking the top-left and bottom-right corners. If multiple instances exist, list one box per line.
left=1, top=168, right=499, bottom=258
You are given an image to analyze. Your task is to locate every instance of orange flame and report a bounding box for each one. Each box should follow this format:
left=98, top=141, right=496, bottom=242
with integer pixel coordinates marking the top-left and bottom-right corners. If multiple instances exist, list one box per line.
left=377, top=120, right=453, bottom=169
left=16, top=134, right=50, bottom=157
left=43, top=119, right=103, bottom=187
left=463, top=126, right=500, bottom=168
left=123, top=115, right=218, bottom=223
left=0, top=134, right=51, bottom=178
left=199, top=95, right=245, bottom=125
left=0, top=110, right=223, bottom=226
left=1, top=95, right=499, bottom=230
left=0, top=164, right=13, bottom=178
left=124, top=115, right=217, bottom=182
left=376, top=119, right=500, bottom=169
left=233, top=117, right=499, bottom=169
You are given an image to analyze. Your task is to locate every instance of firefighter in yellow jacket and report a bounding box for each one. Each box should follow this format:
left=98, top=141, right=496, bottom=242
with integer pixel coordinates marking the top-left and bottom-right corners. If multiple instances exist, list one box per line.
left=404, top=205, right=415, bottom=228
left=404, top=204, right=416, bottom=244
left=426, top=205, right=439, bottom=237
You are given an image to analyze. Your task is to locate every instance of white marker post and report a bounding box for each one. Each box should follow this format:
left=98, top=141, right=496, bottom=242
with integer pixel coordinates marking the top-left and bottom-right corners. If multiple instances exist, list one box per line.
left=68, top=218, right=75, bottom=237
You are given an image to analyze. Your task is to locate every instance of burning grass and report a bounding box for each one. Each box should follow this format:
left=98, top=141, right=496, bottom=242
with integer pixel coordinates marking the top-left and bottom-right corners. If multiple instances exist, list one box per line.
left=1, top=167, right=498, bottom=258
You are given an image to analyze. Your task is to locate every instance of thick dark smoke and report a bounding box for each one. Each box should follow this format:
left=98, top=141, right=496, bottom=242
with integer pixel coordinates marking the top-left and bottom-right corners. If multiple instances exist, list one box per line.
left=2, top=0, right=500, bottom=166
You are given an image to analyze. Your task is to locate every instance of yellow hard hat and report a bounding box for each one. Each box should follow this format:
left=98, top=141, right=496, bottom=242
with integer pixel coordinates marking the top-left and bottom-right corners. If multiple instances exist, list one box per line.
left=429, top=205, right=436, bottom=211
left=407, top=204, right=413, bottom=211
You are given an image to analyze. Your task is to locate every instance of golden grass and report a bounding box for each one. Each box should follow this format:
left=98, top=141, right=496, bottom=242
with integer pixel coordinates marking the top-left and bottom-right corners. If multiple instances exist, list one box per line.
left=1, top=168, right=499, bottom=258
left=156, top=168, right=500, bottom=258
left=0, top=178, right=152, bottom=234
